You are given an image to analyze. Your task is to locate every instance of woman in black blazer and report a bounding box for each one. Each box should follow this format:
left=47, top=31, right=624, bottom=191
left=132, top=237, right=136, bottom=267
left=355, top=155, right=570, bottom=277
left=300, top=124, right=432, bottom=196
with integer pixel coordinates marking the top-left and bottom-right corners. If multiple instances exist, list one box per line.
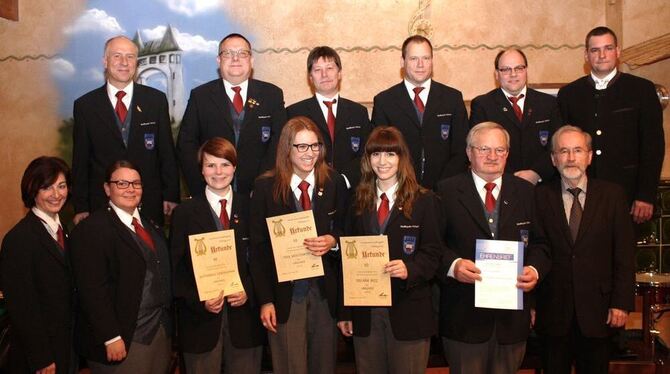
left=249, top=116, right=347, bottom=374
left=170, top=137, right=264, bottom=373
left=338, top=126, right=443, bottom=374
left=0, top=156, right=75, bottom=374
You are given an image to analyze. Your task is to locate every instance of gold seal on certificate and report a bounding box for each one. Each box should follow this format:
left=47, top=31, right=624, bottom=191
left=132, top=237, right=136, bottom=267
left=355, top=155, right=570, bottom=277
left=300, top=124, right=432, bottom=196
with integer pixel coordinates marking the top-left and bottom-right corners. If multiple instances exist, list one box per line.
left=266, top=210, right=324, bottom=282
left=340, top=235, right=392, bottom=306
left=188, top=229, right=245, bottom=301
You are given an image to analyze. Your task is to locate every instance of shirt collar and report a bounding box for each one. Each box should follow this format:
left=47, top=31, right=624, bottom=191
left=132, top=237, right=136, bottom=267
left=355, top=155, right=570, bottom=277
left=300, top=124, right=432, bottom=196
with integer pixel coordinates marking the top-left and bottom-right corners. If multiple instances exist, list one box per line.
left=501, top=85, right=527, bottom=100
left=590, top=68, right=617, bottom=88
left=205, top=186, right=233, bottom=211
left=290, top=169, right=316, bottom=192
left=315, top=91, right=339, bottom=103
left=223, top=79, right=249, bottom=95
left=108, top=201, right=141, bottom=228
left=31, top=207, right=61, bottom=232
left=471, top=171, right=502, bottom=196
left=560, top=176, right=588, bottom=194
left=376, top=181, right=399, bottom=206
left=404, top=78, right=431, bottom=92
left=107, top=81, right=134, bottom=99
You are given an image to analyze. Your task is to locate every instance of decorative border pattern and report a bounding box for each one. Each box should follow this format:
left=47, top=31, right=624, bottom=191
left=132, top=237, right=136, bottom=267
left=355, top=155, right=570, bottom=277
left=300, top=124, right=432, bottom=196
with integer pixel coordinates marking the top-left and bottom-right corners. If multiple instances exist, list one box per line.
left=0, top=53, right=59, bottom=62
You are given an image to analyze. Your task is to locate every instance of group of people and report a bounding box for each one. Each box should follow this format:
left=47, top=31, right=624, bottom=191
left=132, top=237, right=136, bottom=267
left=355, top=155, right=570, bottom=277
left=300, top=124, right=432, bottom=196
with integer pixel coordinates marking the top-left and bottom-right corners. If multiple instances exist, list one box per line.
left=0, top=24, right=664, bottom=374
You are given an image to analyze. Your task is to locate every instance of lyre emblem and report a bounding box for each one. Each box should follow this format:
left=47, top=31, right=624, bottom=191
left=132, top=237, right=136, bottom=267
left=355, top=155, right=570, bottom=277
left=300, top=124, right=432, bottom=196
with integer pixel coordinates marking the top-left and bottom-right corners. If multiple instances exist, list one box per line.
left=272, top=219, right=286, bottom=237
left=194, top=238, right=207, bottom=256
left=345, top=240, right=358, bottom=259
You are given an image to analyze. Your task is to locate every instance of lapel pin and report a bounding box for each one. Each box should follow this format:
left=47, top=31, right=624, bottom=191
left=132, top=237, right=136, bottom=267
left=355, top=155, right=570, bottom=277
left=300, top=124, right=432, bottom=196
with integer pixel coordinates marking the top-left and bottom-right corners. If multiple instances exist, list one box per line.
left=504, top=200, right=509, bottom=205
left=527, top=108, right=532, bottom=116
left=502, top=107, right=508, bottom=112
left=318, top=188, right=324, bottom=196
left=137, top=105, right=142, bottom=112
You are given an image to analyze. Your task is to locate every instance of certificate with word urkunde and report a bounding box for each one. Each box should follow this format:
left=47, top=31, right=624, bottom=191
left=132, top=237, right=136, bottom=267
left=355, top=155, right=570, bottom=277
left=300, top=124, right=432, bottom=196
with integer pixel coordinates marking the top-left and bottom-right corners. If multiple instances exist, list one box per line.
left=188, top=229, right=245, bottom=301
left=266, top=210, right=324, bottom=282
left=340, top=235, right=392, bottom=306
left=474, top=239, right=524, bottom=310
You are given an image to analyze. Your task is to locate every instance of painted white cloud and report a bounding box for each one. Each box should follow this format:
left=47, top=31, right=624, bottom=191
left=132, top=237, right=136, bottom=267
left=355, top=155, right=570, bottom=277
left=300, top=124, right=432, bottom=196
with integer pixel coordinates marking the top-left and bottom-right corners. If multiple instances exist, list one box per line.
left=84, top=68, right=105, bottom=82
left=158, top=0, right=220, bottom=17
left=64, top=8, right=124, bottom=35
left=142, top=26, right=218, bottom=54
left=50, top=58, right=76, bottom=79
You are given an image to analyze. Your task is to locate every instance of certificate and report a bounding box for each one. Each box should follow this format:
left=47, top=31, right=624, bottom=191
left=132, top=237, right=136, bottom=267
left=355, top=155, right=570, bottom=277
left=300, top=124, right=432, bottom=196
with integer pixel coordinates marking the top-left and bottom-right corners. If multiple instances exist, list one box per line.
left=266, top=210, right=324, bottom=282
left=340, top=235, right=392, bottom=306
left=474, top=239, right=524, bottom=310
left=188, top=229, right=245, bottom=301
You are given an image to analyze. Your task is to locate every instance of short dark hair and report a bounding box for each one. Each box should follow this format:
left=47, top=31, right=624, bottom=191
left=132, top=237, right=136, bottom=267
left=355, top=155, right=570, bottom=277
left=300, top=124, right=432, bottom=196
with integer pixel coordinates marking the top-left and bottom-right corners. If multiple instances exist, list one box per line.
left=585, top=26, right=618, bottom=48
left=21, top=156, right=71, bottom=208
left=401, top=35, right=433, bottom=59
left=198, top=137, right=238, bottom=167
left=105, top=160, right=141, bottom=182
left=494, top=48, right=528, bottom=69
left=219, top=33, right=252, bottom=53
left=307, top=46, right=342, bottom=72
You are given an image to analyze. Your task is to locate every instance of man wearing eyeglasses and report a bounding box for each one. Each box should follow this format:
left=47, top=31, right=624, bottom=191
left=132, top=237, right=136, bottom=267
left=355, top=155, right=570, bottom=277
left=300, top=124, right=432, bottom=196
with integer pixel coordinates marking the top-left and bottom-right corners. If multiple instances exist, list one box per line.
left=178, top=33, right=287, bottom=197
left=534, top=125, right=634, bottom=374
left=72, top=35, right=180, bottom=227
left=287, top=46, right=371, bottom=189
left=557, top=26, right=664, bottom=224
left=470, top=48, right=563, bottom=185
left=372, top=35, right=468, bottom=190
left=435, top=122, right=551, bottom=374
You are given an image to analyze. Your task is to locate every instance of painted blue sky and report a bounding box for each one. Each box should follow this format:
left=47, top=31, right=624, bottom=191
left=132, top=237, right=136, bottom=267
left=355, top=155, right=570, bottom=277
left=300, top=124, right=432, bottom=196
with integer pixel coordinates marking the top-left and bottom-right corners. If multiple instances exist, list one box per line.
left=51, top=0, right=247, bottom=117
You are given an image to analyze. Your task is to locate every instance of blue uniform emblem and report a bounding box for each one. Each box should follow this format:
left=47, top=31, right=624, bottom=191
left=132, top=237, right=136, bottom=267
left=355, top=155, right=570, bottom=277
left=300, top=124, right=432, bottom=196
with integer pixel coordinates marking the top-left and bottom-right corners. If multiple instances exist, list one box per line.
left=261, top=126, right=271, bottom=143
left=402, top=235, right=417, bottom=255
left=441, top=124, right=450, bottom=140
left=144, top=133, right=155, bottom=150
left=520, top=229, right=529, bottom=247
left=539, top=130, right=549, bottom=146
left=350, top=137, right=361, bottom=152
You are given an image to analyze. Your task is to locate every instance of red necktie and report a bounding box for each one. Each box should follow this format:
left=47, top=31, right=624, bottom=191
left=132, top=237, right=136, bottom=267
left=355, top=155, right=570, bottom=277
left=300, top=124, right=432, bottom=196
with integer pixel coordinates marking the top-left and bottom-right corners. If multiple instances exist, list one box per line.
left=413, top=86, right=425, bottom=113
left=298, top=181, right=311, bottom=210
left=377, top=193, right=390, bottom=226
left=115, top=91, right=128, bottom=123
left=508, top=94, right=524, bottom=122
left=323, top=99, right=337, bottom=143
left=231, top=86, right=244, bottom=114
left=219, top=199, right=230, bottom=229
left=484, top=183, right=496, bottom=213
left=56, top=225, right=65, bottom=251
left=132, top=217, right=156, bottom=252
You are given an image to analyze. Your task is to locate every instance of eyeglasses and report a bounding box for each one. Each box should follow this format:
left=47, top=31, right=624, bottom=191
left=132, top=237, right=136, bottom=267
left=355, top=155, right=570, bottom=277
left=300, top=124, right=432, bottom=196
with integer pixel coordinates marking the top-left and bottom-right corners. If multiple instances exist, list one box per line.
left=554, top=147, right=587, bottom=156
left=108, top=180, right=143, bottom=189
left=497, top=65, right=527, bottom=75
left=292, top=143, right=323, bottom=153
left=218, top=49, right=251, bottom=59
left=470, top=146, right=508, bottom=156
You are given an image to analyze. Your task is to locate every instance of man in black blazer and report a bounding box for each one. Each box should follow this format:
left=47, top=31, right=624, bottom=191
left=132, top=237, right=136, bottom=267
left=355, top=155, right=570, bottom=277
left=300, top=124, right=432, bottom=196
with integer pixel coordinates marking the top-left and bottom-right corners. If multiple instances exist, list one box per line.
left=534, top=125, right=634, bottom=374
left=436, top=122, right=551, bottom=374
left=177, top=33, right=287, bottom=197
left=470, top=48, right=562, bottom=184
left=287, top=46, right=371, bottom=189
left=72, top=36, right=180, bottom=226
left=557, top=26, right=664, bottom=224
left=372, top=35, right=468, bottom=189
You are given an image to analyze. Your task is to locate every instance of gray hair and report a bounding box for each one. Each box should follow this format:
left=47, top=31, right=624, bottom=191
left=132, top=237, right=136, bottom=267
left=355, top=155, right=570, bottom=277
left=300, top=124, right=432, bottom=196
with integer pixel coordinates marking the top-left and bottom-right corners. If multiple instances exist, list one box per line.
left=466, top=121, right=510, bottom=150
left=550, top=125, right=592, bottom=152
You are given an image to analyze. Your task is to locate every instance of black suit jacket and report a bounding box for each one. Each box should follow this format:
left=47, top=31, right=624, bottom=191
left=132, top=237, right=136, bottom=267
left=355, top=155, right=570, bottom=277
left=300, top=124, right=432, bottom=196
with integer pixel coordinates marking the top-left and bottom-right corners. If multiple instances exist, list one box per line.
left=534, top=178, right=635, bottom=338
left=436, top=172, right=551, bottom=344
left=341, top=191, right=443, bottom=340
left=371, top=81, right=468, bottom=189
left=287, top=96, right=371, bottom=188
left=469, top=88, right=563, bottom=181
left=70, top=208, right=170, bottom=363
left=557, top=73, right=664, bottom=204
left=0, top=212, right=74, bottom=373
left=170, top=193, right=264, bottom=352
left=72, top=83, right=180, bottom=225
left=249, top=170, right=347, bottom=323
left=177, top=78, right=287, bottom=196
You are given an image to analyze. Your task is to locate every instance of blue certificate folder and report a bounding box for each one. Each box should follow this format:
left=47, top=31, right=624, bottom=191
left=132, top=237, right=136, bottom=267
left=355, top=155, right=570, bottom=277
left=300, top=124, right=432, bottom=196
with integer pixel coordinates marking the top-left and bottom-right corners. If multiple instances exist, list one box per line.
left=475, top=239, right=524, bottom=310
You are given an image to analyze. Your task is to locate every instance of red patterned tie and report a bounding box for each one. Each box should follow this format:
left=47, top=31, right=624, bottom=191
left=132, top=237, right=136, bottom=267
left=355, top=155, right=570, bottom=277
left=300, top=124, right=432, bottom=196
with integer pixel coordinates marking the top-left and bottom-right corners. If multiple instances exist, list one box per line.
left=298, top=181, right=311, bottom=210
left=377, top=193, right=390, bottom=226
left=231, top=86, right=244, bottom=114
left=132, top=217, right=156, bottom=252
left=219, top=199, right=230, bottom=229
left=484, top=183, right=496, bottom=213
left=115, top=91, right=128, bottom=123
left=323, top=99, right=337, bottom=143
left=56, top=225, right=65, bottom=251
left=413, top=86, right=425, bottom=113
left=508, top=94, right=524, bottom=122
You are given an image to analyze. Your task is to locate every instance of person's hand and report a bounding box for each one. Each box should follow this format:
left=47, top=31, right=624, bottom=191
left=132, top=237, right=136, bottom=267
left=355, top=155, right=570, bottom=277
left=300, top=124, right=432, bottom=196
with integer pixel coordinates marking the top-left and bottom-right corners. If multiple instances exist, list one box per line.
left=453, top=259, right=482, bottom=283
left=260, top=303, right=277, bottom=333
left=106, top=339, right=127, bottom=362
left=227, top=291, right=248, bottom=307
left=607, top=308, right=628, bottom=328
left=514, top=170, right=541, bottom=185
left=385, top=260, right=408, bottom=280
left=73, top=212, right=89, bottom=225
left=631, top=200, right=653, bottom=224
left=163, top=201, right=178, bottom=216
left=304, top=234, right=336, bottom=256
left=337, top=321, right=353, bottom=337
left=516, top=266, right=539, bottom=292
left=204, top=291, right=225, bottom=313
left=36, top=362, right=56, bottom=374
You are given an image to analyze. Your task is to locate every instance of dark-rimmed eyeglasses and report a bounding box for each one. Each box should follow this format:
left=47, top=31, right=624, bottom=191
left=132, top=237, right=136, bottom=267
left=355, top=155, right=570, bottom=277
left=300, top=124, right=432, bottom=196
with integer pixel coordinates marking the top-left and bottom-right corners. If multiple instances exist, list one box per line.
left=497, top=65, right=526, bottom=75
left=218, top=49, right=251, bottom=59
left=108, top=180, right=143, bottom=189
left=292, top=143, right=323, bottom=153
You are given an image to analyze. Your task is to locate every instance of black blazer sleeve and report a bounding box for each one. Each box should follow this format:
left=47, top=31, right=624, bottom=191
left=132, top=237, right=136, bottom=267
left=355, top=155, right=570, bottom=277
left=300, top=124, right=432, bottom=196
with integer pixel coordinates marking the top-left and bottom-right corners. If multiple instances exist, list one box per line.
left=177, top=88, right=207, bottom=195
left=152, top=89, right=180, bottom=203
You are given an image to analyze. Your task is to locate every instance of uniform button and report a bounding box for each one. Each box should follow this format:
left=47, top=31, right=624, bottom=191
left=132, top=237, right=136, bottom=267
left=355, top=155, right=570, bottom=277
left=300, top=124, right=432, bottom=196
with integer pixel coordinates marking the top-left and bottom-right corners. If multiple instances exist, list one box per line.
left=596, top=130, right=602, bottom=135
left=488, top=218, right=494, bottom=223
left=596, top=150, right=602, bottom=155
left=595, top=113, right=598, bottom=117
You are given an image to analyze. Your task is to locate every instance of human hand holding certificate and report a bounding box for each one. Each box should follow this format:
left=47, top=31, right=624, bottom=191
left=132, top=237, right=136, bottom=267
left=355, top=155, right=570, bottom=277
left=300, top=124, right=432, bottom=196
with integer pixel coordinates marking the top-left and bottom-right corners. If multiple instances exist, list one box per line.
left=474, top=239, right=524, bottom=310
left=188, top=229, right=245, bottom=301
left=266, top=210, right=324, bottom=282
left=340, top=235, right=392, bottom=306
